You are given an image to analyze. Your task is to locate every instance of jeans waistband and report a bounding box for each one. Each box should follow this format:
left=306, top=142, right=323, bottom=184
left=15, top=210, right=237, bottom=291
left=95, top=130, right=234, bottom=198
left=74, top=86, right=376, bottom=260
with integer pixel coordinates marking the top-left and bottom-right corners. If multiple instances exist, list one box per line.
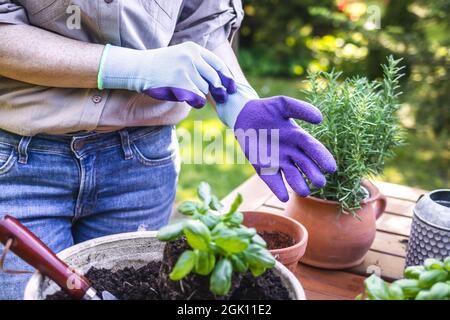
left=0, top=126, right=167, bottom=160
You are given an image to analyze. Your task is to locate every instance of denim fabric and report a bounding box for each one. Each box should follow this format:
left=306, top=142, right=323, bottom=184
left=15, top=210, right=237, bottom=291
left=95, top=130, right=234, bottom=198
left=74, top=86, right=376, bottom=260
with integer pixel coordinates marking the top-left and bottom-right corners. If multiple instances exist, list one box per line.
left=0, top=126, right=179, bottom=300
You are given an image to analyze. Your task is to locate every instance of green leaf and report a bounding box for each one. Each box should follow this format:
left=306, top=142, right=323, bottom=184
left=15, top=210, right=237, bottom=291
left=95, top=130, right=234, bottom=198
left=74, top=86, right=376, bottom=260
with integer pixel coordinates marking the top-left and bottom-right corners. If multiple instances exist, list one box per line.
left=418, top=269, right=448, bottom=288
left=157, top=221, right=184, bottom=241
left=178, top=201, right=200, bottom=216
left=428, top=282, right=450, bottom=300
left=415, top=290, right=432, bottom=300
left=183, top=220, right=211, bottom=251
left=423, top=258, right=445, bottom=271
left=230, top=254, right=248, bottom=273
left=209, top=195, right=223, bottom=211
left=226, top=193, right=243, bottom=215
left=404, top=266, right=425, bottom=279
left=393, top=279, right=421, bottom=299
left=388, top=283, right=404, bottom=300
left=252, top=234, right=267, bottom=247
left=199, top=212, right=221, bottom=229
left=215, top=230, right=249, bottom=254
left=198, top=182, right=212, bottom=206
left=169, top=250, right=196, bottom=281
left=211, top=222, right=226, bottom=236
left=235, top=226, right=257, bottom=239
left=194, top=250, right=216, bottom=276
left=243, top=244, right=276, bottom=269
left=210, top=259, right=233, bottom=296
left=223, top=211, right=244, bottom=226
left=249, top=263, right=266, bottom=277
left=444, top=257, right=450, bottom=272
left=363, top=274, right=390, bottom=300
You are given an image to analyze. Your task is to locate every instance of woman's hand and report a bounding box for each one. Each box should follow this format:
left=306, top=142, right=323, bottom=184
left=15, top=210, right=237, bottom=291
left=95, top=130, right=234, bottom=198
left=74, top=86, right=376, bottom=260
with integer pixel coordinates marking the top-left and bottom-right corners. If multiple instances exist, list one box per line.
left=217, top=83, right=337, bottom=202
left=99, top=42, right=237, bottom=108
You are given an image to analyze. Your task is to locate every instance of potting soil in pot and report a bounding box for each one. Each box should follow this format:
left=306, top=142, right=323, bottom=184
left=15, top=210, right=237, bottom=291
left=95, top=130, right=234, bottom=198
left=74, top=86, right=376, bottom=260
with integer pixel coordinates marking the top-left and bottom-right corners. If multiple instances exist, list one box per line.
left=46, top=238, right=291, bottom=300
left=45, top=261, right=290, bottom=300
left=259, top=231, right=295, bottom=250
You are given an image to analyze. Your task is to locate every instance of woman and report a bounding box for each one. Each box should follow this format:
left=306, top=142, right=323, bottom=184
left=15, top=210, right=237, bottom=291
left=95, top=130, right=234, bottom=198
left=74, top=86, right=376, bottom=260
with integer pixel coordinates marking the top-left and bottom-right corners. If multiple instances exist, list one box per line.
left=0, top=0, right=336, bottom=299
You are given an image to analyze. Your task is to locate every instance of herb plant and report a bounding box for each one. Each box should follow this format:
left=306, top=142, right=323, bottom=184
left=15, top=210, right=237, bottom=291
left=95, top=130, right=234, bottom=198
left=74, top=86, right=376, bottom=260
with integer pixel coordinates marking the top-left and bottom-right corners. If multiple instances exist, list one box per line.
left=303, top=56, right=404, bottom=214
left=157, top=182, right=276, bottom=296
left=357, top=257, right=450, bottom=300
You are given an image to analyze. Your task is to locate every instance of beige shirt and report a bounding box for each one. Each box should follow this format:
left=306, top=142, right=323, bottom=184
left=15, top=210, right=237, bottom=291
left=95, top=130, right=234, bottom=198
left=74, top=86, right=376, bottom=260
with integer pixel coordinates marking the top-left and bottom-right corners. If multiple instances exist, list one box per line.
left=0, top=0, right=243, bottom=136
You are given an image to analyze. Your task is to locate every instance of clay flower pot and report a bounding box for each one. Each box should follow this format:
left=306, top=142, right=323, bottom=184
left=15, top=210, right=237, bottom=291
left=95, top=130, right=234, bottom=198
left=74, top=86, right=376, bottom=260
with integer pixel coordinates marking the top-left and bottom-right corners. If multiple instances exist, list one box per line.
left=285, top=180, right=386, bottom=269
left=243, top=211, right=308, bottom=272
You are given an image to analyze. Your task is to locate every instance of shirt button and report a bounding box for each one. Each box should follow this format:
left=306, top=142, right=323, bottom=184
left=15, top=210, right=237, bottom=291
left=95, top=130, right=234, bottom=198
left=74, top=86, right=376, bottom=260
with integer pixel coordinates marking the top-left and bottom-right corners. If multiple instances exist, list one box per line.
left=92, top=95, right=102, bottom=104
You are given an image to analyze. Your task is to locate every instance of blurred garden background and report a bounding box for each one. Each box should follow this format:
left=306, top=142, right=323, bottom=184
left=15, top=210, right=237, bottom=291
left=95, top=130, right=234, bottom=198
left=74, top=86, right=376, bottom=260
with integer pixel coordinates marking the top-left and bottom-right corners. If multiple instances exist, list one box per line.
left=176, top=0, right=449, bottom=201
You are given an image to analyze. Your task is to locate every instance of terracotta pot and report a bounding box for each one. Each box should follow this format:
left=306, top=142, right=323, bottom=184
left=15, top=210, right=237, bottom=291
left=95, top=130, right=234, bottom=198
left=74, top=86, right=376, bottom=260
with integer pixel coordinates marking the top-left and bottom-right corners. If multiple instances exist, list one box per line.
left=243, top=211, right=308, bottom=272
left=285, top=180, right=386, bottom=269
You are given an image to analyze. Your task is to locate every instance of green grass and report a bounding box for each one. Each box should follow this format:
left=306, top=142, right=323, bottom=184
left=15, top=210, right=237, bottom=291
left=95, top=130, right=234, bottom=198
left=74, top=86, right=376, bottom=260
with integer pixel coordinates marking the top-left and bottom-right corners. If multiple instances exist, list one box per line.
left=176, top=76, right=449, bottom=202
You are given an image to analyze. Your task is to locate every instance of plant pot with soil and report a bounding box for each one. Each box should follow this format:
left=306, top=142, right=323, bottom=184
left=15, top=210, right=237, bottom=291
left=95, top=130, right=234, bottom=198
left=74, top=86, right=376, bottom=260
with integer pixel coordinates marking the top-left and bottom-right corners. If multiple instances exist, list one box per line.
left=25, top=183, right=306, bottom=300
left=243, top=211, right=308, bottom=272
left=285, top=56, right=404, bottom=269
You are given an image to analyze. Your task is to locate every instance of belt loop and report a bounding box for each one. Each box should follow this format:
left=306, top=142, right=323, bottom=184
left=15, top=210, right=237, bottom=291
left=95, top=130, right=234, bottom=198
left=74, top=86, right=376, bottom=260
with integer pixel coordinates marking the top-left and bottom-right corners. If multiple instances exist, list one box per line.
left=18, top=136, right=32, bottom=164
left=119, top=129, right=133, bottom=160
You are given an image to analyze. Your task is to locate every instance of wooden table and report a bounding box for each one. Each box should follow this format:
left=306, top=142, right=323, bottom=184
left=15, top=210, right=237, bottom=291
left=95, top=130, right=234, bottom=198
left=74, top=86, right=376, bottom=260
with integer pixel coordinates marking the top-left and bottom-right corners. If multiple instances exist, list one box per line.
left=222, top=175, right=426, bottom=300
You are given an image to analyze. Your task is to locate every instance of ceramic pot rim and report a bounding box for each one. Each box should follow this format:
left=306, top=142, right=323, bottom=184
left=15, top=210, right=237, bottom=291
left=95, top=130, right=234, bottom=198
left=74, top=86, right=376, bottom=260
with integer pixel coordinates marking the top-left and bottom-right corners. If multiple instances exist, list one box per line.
left=243, top=211, right=308, bottom=255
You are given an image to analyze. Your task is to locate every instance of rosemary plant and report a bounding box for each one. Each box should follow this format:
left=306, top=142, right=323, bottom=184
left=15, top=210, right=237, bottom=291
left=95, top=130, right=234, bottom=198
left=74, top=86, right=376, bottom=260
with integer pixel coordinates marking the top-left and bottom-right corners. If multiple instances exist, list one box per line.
left=302, top=56, right=404, bottom=215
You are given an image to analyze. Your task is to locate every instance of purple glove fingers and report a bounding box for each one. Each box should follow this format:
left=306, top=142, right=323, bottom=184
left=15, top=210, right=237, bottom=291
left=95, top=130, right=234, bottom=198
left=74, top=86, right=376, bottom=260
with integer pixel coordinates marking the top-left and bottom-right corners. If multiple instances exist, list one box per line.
left=289, top=152, right=327, bottom=188
left=218, top=71, right=237, bottom=94
left=207, top=81, right=228, bottom=104
left=258, top=169, right=290, bottom=202
left=295, top=129, right=337, bottom=173
left=277, top=96, right=323, bottom=124
left=194, top=59, right=229, bottom=103
left=282, top=164, right=311, bottom=197
left=143, top=87, right=206, bottom=109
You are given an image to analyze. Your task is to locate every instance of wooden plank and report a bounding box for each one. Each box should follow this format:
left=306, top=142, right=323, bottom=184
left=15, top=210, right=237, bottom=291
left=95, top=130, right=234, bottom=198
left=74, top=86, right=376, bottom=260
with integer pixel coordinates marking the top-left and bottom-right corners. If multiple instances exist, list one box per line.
left=221, top=175, right=272, bottom=211
left=350, top=250, right=405, bottom=281
left=265, top=194, right=286, bottom=210
left=295, top=264, right=365, bottom=300
left=304, top=289, right=345, bottom=300
left=373, top=181, right=426, bottom=202
left=371, top=231, right=408, bottom=258
left=256, top=204, right=285, bottom=215
left=376, top=213, right=412, bottom=237
left=385, top=197, right=415, bottom=217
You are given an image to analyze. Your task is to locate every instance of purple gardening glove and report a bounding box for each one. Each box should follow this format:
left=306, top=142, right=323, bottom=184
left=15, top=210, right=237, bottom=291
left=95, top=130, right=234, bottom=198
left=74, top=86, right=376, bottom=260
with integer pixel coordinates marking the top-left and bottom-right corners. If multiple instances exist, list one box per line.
left=217, top=83, right=337, bottom=202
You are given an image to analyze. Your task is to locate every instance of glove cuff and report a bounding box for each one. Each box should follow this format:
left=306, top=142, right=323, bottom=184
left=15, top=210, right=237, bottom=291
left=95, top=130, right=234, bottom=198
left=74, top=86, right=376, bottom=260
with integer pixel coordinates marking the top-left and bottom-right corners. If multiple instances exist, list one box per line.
left=98, top=45, right=145, bottom=91
left=217, top=82, right=259, bottom=128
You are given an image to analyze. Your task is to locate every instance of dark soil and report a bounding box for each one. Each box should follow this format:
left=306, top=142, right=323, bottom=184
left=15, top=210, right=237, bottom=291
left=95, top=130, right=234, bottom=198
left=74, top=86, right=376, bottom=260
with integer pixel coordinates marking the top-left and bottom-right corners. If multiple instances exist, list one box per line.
left=47, top=239, right=291, bottom=300
left=259, top=231, right=295, bottom=250
left=46, top=261, right=290, bottom=300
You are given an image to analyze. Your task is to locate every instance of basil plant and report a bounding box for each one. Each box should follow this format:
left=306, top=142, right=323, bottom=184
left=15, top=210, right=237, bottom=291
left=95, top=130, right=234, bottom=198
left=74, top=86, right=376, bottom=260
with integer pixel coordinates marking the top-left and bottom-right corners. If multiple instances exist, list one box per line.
left=157, top=182, right=276, bottom=296
left=357, top=257, right=450, bottom=300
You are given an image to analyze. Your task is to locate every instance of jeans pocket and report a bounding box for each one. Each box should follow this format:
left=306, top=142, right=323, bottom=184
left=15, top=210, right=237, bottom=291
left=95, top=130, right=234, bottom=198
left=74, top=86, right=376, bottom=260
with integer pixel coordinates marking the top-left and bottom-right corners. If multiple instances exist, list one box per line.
left=0, top=143, right=16, bottom=176
left=131, top=126, right=178, bottom=167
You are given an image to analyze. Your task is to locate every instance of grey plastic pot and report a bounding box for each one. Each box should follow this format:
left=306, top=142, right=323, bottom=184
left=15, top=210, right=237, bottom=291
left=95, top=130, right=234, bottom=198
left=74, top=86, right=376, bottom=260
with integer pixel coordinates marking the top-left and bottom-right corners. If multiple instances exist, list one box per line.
left=24, top=231, right=306, bottom=300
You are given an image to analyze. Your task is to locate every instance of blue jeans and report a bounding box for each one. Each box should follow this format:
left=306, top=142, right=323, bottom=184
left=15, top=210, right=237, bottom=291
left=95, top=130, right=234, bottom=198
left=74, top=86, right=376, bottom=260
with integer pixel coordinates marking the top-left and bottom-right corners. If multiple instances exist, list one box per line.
left=0, top=126, right=179, bottom=299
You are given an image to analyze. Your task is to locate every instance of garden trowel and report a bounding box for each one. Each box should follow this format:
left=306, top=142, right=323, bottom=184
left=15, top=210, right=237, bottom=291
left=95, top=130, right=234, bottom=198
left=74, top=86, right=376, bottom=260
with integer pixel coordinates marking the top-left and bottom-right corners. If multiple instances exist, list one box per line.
left=0, top=215, right=118, bottom=300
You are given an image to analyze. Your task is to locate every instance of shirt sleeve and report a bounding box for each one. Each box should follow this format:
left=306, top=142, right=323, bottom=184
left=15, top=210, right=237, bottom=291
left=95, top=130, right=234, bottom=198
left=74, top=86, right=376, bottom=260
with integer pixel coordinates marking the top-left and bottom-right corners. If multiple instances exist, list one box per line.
left=0, top=0, right=29, bottom=25
left=170, top=0, right=244, bottom=50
